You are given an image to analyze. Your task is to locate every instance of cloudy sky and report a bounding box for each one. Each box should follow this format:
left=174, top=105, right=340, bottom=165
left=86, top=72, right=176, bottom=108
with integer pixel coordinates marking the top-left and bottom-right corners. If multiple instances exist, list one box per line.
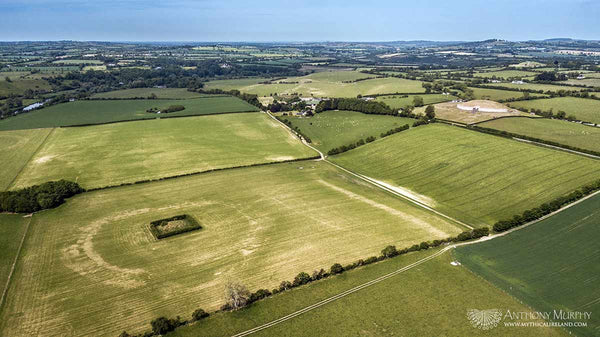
left=1, top=0, right=598, bottom=41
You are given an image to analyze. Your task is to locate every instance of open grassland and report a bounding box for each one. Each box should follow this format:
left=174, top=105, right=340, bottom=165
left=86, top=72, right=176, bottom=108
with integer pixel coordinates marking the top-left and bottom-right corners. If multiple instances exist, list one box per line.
left=455, top=193, right=600, bottom=337
left=0, top=215, right=30, bottom=302
left=0, top=128, right=52, bottom=190
left=469, top=87, right=547, bottom=101
left=331, top=124, right=600, bottom=226
left=51, top=59, right=103, bottom=65
left=560, top=78, right=600, bottom=87
left=12, top=113, right=316, bottom=189
left=0, top=161, right=462, bottom=336
left=0, top=96, right=258, bottom=131
left=473, top=69, right=538, bottom=79
left=172, top=250, right=566, bottom=337
left=483, top=82, right=585, bottom=92
left=90, top=88, right=213, bottom=99
left=281, top=111, right=414, bottom=152
left=507, top=97, right=600, bottom=124
left=204, top=72, right=426, bottom=97
left=430, top=100, right=533, bottom=124
left=479, top=117, right=600, bottom=153
left=375, top=93, right=454, bottom=108
left=0, top=78, right=51, bottom=96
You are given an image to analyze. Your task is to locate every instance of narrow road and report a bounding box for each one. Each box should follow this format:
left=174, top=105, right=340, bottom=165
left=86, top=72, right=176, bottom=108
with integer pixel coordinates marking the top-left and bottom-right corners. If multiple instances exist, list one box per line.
left=230, top=189, right=600, bottom=337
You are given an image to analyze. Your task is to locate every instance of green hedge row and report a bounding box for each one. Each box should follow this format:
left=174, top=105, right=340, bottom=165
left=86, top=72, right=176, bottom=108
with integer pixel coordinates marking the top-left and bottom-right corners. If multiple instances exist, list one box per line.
left=0, top=180, right=84, bottom=213
left=149, top=214, right=202, bottom=240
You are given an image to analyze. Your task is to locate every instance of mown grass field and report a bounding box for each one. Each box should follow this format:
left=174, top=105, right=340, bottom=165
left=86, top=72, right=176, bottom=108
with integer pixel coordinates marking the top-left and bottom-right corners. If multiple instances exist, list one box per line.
left=469, top=87, right=546, bottom=101
left=172, top=250, right=566, bottom=337
left=473, top=69, right=538, bottom=79
left=507, top=97, right=600, bottom=124
left=0, top=161, right=462, bottom=336
left=455, top=193, right=600, bottom=337
left=0, top=78, right=51, bottom=96
left=331, top=123, right=600, bottom=226
left=204, top=71, right=426, bottom=97
left=91, top=88, right=213, bottom=99
left=375, top=93, right=454, bottom=108
left=0, top=215, right=30, bottom=301
left=0, top=96, right=259, bottom=131
left=12, top=113, right=316, bottom=189
left=0, top=128, right=52, bottom=190
left=281, top=111, right=414, bottom=152
left=479, top=117, right=600, bottom=153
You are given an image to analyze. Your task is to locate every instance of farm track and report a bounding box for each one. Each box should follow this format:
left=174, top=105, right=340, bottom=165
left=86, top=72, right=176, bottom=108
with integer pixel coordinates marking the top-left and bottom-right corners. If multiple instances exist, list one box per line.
left=230, top=188, right=600, bottom=337
left=5, top=127, right=54, bottom=191
left=0, top=215, right=32, bottom=312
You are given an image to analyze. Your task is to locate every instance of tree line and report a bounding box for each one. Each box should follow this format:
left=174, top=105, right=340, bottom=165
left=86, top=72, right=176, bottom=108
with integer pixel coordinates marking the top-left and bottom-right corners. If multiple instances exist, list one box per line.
left=0, top=180, right=83, bottom=213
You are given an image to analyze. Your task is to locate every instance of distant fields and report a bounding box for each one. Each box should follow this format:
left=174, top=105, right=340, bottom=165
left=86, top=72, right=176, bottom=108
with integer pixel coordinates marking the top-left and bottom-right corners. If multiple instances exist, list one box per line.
left=204, top=71, right=426, bottom=97
left=91, top=88, right=213, bottom=99
left=331, top=124, right=600, bottom=226
left=0, top=215, right=30, bottom=301
left=172, top=250, right=566, bottom=337
left=469, top=87, right=546, bottom=101
left=473, top=69, right=538, bottom=79
left=0, top=128, right=52, bottom=190
left=12, top=113, right=316, bottom=189
left=376, top=93, right=454, bottom=109
left=507, top=97, right=600, bottom=124
left=0, top=78, right=51, bottom=96
left=0, top=96, right=259, bottom=131
left=483, top=82, right=585, bottom=92
left=479, top=117, right=600, bottom=153
left=0, top=161, right=462, bottom=336
left=281, top=111, right=414, bottom=152
left=455, top=193, right=600, bottom=337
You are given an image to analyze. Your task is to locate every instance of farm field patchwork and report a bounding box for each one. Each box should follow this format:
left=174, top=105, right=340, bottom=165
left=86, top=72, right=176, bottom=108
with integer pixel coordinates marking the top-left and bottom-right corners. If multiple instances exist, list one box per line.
left=483, top=82, right=585, bottom=92
left=204, top=72, right=426, bottom=97
left=330, top=123, right=600, bottom=226
left=280, top=110, right=414, bottom=152
left=0, top=96, right=259, bottom=131
left=0, top=161, right=463, bottom=336
left=12, top=113, right=317, bottom=189
left=455, top=192, right=600, bottom=337
left=0, top=78, right=51, bottom=96
left=0, top=128, right=52, bottom=190
left=507, top=97, right=600, bottom=124
left=375, top=93, right=455, bottom=109
left=473, top=69, right=538, bottom=79
left=478, top=117, right=600, bottom=153
left=172, top=250, right=567, bottom=337
left=90, top=88, right=214, bottom=99
left=429, top=100, right=532, bottom=124
left=469, top=87, right=547, bottom=101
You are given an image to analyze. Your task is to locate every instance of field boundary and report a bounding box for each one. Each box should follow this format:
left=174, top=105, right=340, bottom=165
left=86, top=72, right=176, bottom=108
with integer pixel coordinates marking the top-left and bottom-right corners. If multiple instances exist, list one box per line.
left=228, top=188, right=600, bottom=337
left=0, top=215, right=33, bottom=313
left=5, top=128, right=55, bottom=191
left=512, top=137, right=600, bottom=160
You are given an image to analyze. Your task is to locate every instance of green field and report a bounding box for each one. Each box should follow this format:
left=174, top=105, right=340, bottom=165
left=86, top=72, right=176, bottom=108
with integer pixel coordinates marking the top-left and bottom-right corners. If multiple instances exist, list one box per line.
left=507, top=97, right=600, bottom=124
left=0, top=96, right=259, bottom=131
left=473, top=69, right=538, bottom=79
left=281, top=111, right=414, bottom=152
left=12, top=113, right=316, bottom=189
left=330, top=123, right=600, bottom=225
left=479, top=117, right=600, bottom=153
left=0, top=161, right=462, bottom=336
left=0, top=128, right=52, bottom=190
left=204, top=72, right=426, bottom=97
left=376, top=93, right=454, bottom=108
left=455, top=193, right=600, bottom=337
left=0, top=215, right=30, bottom=302
left=91, top=88, right=213, bottom=99
left=483, top=82, right=585, bottom=92
left=52, top=59, right=103, bottom=65
left=172, top=249, right=566, bottom=337
left=469, top=87, right=546, bottom=101
left=560, top=78, right=600, bottom=87
left=0, top=78, right=51, bottom=96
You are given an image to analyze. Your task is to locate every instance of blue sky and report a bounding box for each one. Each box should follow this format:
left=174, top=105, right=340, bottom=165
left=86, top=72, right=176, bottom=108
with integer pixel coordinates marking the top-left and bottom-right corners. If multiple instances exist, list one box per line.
left=0, top=0, right=598, bottom=42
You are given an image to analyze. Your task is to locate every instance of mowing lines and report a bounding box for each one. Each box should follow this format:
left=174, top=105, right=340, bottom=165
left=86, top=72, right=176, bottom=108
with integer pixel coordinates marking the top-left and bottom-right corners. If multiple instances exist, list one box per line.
left=4, top=128, right=54, bottom=191
left=0, top=216, right=32, bottom=312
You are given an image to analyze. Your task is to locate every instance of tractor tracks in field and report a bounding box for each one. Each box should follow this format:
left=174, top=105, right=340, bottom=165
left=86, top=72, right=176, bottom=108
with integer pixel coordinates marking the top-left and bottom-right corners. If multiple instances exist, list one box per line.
left=5, top=127, right=55, bottom=191
left=0, top=215, right=33, bottom=313
left=230, top=189, right=600, bottom=337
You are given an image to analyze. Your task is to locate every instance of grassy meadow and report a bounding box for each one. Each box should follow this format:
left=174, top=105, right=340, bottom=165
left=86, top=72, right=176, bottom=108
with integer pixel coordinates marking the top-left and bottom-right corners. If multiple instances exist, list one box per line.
left=469, top=87, right=546, bottom=101
left=281, top=111, right=414, bottom=152
left=479, top=117, right=600, bottom=153
left=0, top=161, right=462, bottom=336
left=473, top=69, right=538, bottom=79
left=0, top=128, right=52, bottom=190
left=507, top=97, right=600, bottom=124
left=455, top=193, right=600, bottom=337
left=375, top=93, right=454, bottom=109
left=483, top=82, right=585, bottom=92
left=172, top=250, right=566, bottom=337
left=12, top=113, right=316, bottom=189
left=204, top=71, right=426, bottom=97
left=331, top=123, right=600, bottom=226
left=0, top=215, right=30, bottom=302
left=0, top=78, right=51, bottom=96
left=91, top=88, right=214, bottom=99
left=0, top=96, right=258, bottom=131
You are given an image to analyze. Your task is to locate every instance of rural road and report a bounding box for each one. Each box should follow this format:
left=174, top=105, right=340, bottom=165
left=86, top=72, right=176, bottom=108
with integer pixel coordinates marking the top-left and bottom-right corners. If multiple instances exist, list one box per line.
left=230, top=189, right=600, bottom=337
